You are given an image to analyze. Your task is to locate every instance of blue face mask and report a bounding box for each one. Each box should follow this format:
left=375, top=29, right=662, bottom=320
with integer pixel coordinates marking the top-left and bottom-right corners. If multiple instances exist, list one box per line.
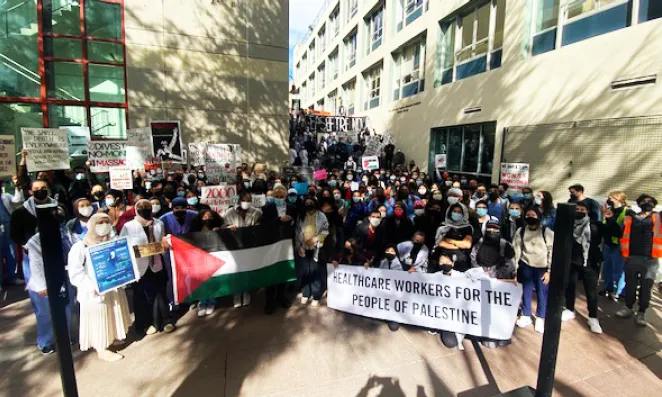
left=476, top=208, right=488, bottom=217
left=451, top=212, right=463, bottom=222
left=266, top=196, right=274, bottom=204
left=274, top=198, right=285, bottom=206
left=288, top=196, right=297, bottom=204
left=187, top=197, right=198, bottom=206
left=177, top=191, right=185, bottom=197
left=509, top=209, right=521, bottom=218
left=523, top=193, right=532, bottom=199
left=328, top=180, right=337, bottom=188
left=352, top=197, right=362, bottom=203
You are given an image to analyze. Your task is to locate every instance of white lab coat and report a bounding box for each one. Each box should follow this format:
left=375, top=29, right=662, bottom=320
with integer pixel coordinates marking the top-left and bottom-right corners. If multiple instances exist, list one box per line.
left=120, top=219, right=165, bottom=276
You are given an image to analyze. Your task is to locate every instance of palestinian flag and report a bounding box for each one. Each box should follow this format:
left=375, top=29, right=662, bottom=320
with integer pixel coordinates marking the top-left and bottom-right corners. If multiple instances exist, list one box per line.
left=170, top=222, right=295, bottom=304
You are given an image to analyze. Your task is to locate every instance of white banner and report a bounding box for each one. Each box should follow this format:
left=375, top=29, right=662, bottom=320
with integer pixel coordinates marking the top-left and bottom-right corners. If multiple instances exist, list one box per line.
left=88, top=141, right=127, bottom=172
left=200, top=184, right=238, bottom=215
left=0, top=135, right=16, bottom=177
left=21, top=128, right=70, bottom=172
left=434, top=154, right=447, bottom=169
left=205, top=144, right=237, bottom=184
left=188, top=143, right=207, bottom=167
left=109, top=167, right=133, bottom=190
left=126, top=127, right=154, bottom=170
left=326, top=265, right=522, bottom=340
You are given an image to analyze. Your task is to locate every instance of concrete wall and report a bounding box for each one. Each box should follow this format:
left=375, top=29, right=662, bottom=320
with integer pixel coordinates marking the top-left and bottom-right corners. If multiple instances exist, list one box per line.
left=124, top=0, right=289, bottom=168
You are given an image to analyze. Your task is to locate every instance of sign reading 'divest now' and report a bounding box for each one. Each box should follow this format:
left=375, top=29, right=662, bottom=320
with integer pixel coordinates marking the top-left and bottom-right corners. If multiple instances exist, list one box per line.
left=88, top=141, right=127, bottom=172
left=21, top=128, right=70, bottom=172
left=327, top=265, right=522, bottom=340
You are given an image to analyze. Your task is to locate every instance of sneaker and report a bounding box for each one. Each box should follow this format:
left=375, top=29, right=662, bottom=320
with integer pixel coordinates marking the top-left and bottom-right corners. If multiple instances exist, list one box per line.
left=534, top=317, right=545, bottom=334
left=40, top=345, right=55, bottom=356
left=146, top=326, right=158, bottom=335
left=300, top=296, right=309, bottom=305
left=561, top=310, right=576, bottom=322
left=97, top=349, right=124, bottom=362
left=163, top=324, right=176, bottom=333
left=233, top=295, right=242, bottom=308
left=516, top=316, right=533, bottom=328
left=635, top=312, right=647, bottom=327
left=311, top=299, right=320, bottom=307
left=205, top=306, right=215, bottom=316
left=242, top=292, right=251, bottom=307
left=197, top=307, right=207, bottom=317
left=428, top=330, right=438, bottom=335
left=587, top=318, right=603, bottom=334
left=612, top=294, right=620, bottom=302
left=615, top=307, right=635, bottom=318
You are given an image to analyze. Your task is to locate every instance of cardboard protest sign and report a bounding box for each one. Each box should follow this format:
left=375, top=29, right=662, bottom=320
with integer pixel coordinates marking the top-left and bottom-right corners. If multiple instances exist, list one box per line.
left=109, top=167, right=133, bottom=190
left=363, top=136, right=382, bottom=156
left=88, top=141, right=127, bottom=172
left=313, top=169, right=327, bottom=181
left=361, top=155, right=379, bottom=171
left=500, top=163, right=530, bottom=190
left=87, top=237, right=140, bottom=295
left=21, top=128, right=70, bottom=172
left=0, top=135, right=16, bottom=177
left=133, top=242, right=165, bottom=259
left=200, top=184, right=238, bottom=215
left=327, top=265, right=522, bottom=340
left=61, top=126, right=90, bottom=158
left=151, top=120, right=184, bottom=163
left=205, top=144, right=237, bottom=184
left=126, top=127, right=154, bottom=170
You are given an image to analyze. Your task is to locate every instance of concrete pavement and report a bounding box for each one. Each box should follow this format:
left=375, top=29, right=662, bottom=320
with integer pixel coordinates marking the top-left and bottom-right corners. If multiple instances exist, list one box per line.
left=1, top=286, right=661, bottom=397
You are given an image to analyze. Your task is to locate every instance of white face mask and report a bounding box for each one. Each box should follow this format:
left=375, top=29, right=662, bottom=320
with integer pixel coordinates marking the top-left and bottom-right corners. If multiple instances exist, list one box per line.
left=105, top=198, right=116, bottom=207
left=447, top=197, right=459, bottom=205
left=369, top=217, right=381, bottom=227
left=152, top=204, right=161, bottom=214
left=78, top=206, right=93, bottom=218
left=418, top=188, right=427, bottom=195
left=346, top=174, right=353, bottom=181
left=414, top=209, right=425, bottom=216
left=95, top=223, right=112, bottom=237
left=240, top=201, right=251, bottom=210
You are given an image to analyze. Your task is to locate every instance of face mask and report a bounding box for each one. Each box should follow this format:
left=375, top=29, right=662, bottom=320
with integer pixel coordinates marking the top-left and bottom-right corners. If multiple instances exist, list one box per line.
left=137, top=208, right=152, bottom=220
left=75, top=173, right=85, bottom=181
left=447, top=197, right=459, bottom=205
left=380, top=211, right=387, bottom=218
left=400, top=177, right=406, bottom=183
left=105, top=198, right=116, bottom=208
left=93, top=191, right=104, bottom=200
left=509, top=209, right=521, bottom=218
left=444, top=181, right=452, bottom=187
left=534, top=197, right=542, bottom=206
left=152, top=204, right=161, bottom=214
left=78, top=206, right=93, bottom=218
left=187, top=197, right=198, bottom=206
left=432, top=194, right=442, bottom=201
left=177, top=191, right=185, bottom=197
left=525, top=216, right=539, bottom=226
left=440, top=264, right=453, bottom=274
left=485, top=231, right=500, bottom=241
left=362, top=178, right=368, bottom=183
left=413, top=242, right=423, bottom=249
left=266, top=196, right=274, bottom=204
left=574, top=212, right=586, bottom=220
left=343, top=247, right=352, bottom=256
left=244, top=182, right=251, bottom=188
left=369, top=217, right=381, bottom=227
left=153, top=189, right=163, bottom=197
left=640, top=203, right=654, bottom=212
left=476, top=191, right=485, bottom=198
left=288, top=196, right=297, bottom=204
left=346, top=174, right=353, bottom=181
left=240, top=202, right=251, bottom=210
left=274, top=198, right=285, bottom=206
left=165, top=190, right=176, bottom=200
left=476, top=208, right=488, bottom=217
left=606, top=199, right=614, bottom=208
left=523, top=193, right=532, bottom=200
left=353, top=196, right=362, bottom=203
left=394, top=208, right=404, bottom=218
left=95, top=223, right=112, bottom=236
left=333, top=193, right=341, bottom=201
left=385, top=253, right=396, bottom=261
left=198, top=173, right=205, bottom=179
left=34, top=189, right=49, bottom=201
left=416, top=180, right=423, bottom=187
left=418, top=188, right=427, bottom=195
left=451, top=212, right=463, bottom=222
left=414, top=209, right=425, bottom=216
left=328, top=180, right=337, bottom=188
left=305, top=204, right=316, bottom=212
left=569, top=193, right=578, bottom=201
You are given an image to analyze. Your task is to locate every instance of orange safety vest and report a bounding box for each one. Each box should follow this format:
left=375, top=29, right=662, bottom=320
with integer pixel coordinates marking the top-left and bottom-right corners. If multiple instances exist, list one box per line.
left=620, top=212, right=662, bottom=258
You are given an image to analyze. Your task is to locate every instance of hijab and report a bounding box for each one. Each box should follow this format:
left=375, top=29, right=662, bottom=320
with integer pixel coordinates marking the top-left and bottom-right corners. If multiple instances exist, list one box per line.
left=83, top=213, right=112, bottom=246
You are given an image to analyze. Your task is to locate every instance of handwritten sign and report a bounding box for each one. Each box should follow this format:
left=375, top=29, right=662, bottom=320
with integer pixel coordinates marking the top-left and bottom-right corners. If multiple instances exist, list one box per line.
left=88, top=141, right=127, bottom=172
left=109, top=167, right=133, bottom=190
left=201, top=184, right=238, bottom=215
left=500, top=163, right=530, bottom=190
left=126, top=127, right=154, bottom=170
left=21, top=128, right=70, bottom=172
left=204, top=144, right=237, bottom=184
left=188, top=143, right=207, bottom=167
left=0, top=135, right=16, bottom=177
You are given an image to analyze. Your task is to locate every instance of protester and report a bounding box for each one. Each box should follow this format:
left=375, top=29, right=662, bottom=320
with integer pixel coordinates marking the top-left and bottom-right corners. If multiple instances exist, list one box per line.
left=536, top=190, right=556, bottom=230
left=190, top=209, right=225, bottom=317
left=568, top=184, right=600, bottom=222
left=600, top=190, right=628, bottom=301
left=295, top=196, right=329, bottom=306
left=66, top=197, right=95, bottom=243
left=435, top=203, right=473, bottom=272
left=352, top=209, right=386, bottom=266
left=502, top=201, right=524, bottom=243
left=384, top=201, right=415, bottom=245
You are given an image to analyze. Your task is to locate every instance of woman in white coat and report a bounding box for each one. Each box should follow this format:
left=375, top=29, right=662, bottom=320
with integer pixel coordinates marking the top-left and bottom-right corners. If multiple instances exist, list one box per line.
left=67, top=213, right=131, bottom=362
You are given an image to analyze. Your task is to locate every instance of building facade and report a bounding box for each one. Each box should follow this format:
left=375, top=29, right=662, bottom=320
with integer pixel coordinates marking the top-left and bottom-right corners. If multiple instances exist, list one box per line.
left=292, top=0, right=662, bottom=200
left=0, top=0, right=289, bottom=168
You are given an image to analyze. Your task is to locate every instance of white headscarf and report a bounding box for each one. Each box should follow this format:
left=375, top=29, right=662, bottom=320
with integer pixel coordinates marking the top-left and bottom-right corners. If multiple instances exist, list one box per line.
left=83, top=213, right=112, bottom=246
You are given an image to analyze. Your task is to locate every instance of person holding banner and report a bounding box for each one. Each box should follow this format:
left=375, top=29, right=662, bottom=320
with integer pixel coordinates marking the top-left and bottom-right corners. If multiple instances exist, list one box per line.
left=295, top=196, right=329, bottom=306
left=396, top=232, right=429, bottom=273
left=189, top=209, right=225, bottom=317
left=68, top=214, right=132, bottom=362
left=435, top=203, right=474, bottom=273
left=120, top=199, right=175, bottom=336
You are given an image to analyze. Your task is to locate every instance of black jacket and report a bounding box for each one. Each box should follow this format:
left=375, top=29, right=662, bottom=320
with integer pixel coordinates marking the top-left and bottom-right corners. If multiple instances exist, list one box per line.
left=259, top=202, right=298, bottom=223
left=10, top=206, right=38, bottom=246
left=352, top=222, right=386, bottom=265
left=383, top=216, right=415, bottom=245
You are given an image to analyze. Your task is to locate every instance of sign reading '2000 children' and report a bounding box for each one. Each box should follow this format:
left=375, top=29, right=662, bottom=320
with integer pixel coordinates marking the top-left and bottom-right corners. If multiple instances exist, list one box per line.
left=88, top=141, right=127, bottom=172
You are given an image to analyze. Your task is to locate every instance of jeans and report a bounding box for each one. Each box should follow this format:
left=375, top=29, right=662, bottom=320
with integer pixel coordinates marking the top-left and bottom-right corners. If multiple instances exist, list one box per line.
left=1, top=229, right=17, bottom=283
left=517, top=261, right=548, bottom=318
left=565, top=263, right=599, bottom=318
left=624, top=256, right=659, bottom=313
left=602, top=244, right=626, bottom=296
left=298, top=254, right=323, bottom=301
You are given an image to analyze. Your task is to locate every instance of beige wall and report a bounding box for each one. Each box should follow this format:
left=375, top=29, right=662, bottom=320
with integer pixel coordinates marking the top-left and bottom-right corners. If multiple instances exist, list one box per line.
left=124, top=0, right=289, bottom=168
left=294, top=0, right=662, bottom=199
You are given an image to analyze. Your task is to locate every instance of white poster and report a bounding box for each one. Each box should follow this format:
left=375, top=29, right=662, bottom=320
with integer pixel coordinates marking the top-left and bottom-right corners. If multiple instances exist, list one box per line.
left=151, top=120, right=184, bottom=163
left=188, top=143, right=207, bottom=167
left=434, top=154, right=447, bottom=169
left=126, top=127, right=154, bottom=170
left=88, top=141, right=127, bottom=172
left=61, top=126, right=91, bottom=158
left=326, top=265, right=522, bottom=340
left=0, top=135, right=16, bottom=177
left=109, top=167, right=133, bottom=190
left=361, top=155, right=379, bottom=171
left=200, top=184, right=238, bottom=215
left=500, top=163, right=530, bottom=191
left=363, top=136, right=382, bottom=156
left=21, top=128, right=70, bottom=172
left=251, top=194, right=266, bottom=208
left=205, top=144, right=237, bottom=184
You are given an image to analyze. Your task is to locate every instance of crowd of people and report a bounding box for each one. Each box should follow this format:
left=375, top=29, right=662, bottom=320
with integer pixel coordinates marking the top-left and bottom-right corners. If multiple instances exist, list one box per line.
left=2, top=134, right=662, bottom=362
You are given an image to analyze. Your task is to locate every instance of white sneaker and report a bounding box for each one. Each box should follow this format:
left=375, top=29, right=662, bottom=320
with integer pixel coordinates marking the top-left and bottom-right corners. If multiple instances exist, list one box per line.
left=197, top=307, right=207, bottom=317
left=535, top=317, right=545, bottom=334
left=205, top=306, right=215, bottom=316
left=588, top=317, right=603, bottom=334
left=516, top=316, right=533, bottom=328
left=428, top=330, right=438, bottom=335
left=311, top=299, right=320, bottom=307
left=233, top=295, right=242, bottom=308
left=561, top=310, right=576, bottom=322
left=242, top=292, right=251, bottom=307
left=301, top=296, right=309, bottom=305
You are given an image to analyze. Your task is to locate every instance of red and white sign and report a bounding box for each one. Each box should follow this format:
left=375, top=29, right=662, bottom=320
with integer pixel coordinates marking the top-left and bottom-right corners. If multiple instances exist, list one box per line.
left=500, top=163, right=530, bottom=190
left=201, top=184, right=238, bottom=215
left=434, top=154, right=447, bottom=169
left=361, top=155, right=379, bottom=171
left=109, top=167, right=133, bottom=190
left=88, top=141, right=127, bottom=172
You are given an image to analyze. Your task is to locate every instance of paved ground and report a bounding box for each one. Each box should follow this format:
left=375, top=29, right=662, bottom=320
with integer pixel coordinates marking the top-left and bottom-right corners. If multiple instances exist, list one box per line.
left=1, top=285, right=661, bottom=397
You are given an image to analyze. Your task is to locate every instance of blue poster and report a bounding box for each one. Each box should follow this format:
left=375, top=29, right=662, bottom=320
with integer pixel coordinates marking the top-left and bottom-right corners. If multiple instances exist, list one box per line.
left=87, top=237, right=139, bottom=295
left=294, top=181, right=309, bottom=196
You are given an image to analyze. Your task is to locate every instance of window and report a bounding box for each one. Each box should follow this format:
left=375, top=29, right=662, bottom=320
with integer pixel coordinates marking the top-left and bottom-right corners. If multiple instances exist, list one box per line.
left=562, top=0, right=630, bottom=46
left=302, top=54, right=308, bottom=75
left=329, top=50, right=339, bottom=80
left=363, top=65, right=382, bottom=110
left=397, top=0, right=425, bottom=32
left=436, top=0, right=505, bottom=86
left=310, top=74, right=316, bottom=97
left=347, top=0, right=358, bottom=22
left=318, top=26, right=326, bottom=55
left=309, top=41, right=316, bottom=67
left=318, top=64, right=326, bottom=91
left=429, top=122, right=496, bottom=178
left=345, top=32, right=357, bottom=70
left=1, top=0, right=128, bottom=140
left=301, top=82, right=307, bottom=104
left=367, top=6, right=384, bottom=53
left=343, top=80, right=356, bottom=115
left=531, top=0, right=560, bottom=55
left=639, top=0, right=662, bottom=22
left=393, top=37, right=426, bottom=100
left=330, top=7, right=340, bottom=37
left=328, top=89, right=338, bottom=114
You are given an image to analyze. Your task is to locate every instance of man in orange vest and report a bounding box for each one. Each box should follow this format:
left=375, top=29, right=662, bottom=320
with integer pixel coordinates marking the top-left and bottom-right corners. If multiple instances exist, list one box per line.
left=616, top=194, right=661, bottom=327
